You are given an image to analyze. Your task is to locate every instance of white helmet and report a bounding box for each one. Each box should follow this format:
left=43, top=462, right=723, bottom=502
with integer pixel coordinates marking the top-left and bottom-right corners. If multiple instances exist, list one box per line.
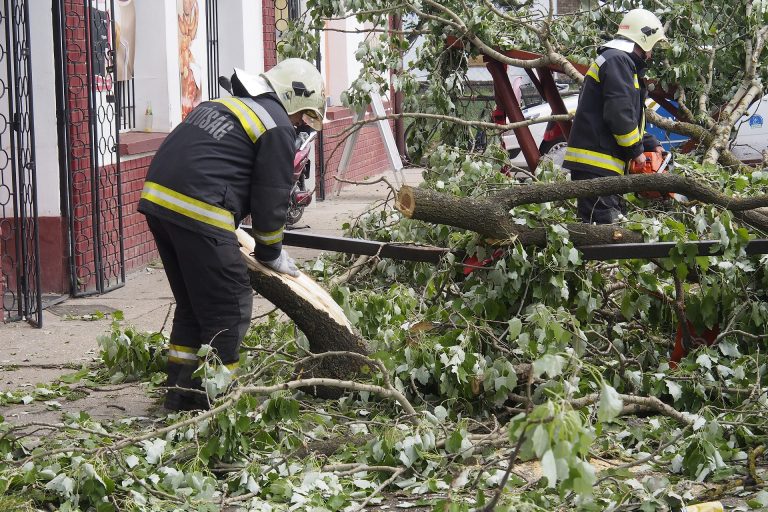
left=616, top=9, right=667, bottom=52
left=261, top=58, right=326, bottom=130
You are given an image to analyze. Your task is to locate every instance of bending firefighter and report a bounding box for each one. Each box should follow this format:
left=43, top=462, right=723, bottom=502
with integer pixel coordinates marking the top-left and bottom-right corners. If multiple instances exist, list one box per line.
left=564, top=9, right=667, bottom=224
left=138, top=58, right=326, bottom=411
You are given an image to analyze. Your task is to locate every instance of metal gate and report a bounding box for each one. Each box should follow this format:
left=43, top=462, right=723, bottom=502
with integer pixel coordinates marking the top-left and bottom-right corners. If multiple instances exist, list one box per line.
left=0, top=0, right=41, bottom=326
left=54, top=0, right=124, bottom=296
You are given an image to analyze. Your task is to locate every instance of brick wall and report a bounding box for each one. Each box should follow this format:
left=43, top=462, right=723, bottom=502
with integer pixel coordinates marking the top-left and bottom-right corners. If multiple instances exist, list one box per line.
left=121, top=156, right=158, bottom=273
left=263, top=0, right=277, bottom=70
left=319, top=106, right=397, bottom=194
left=558, top=0, right=580, bottom=13
left=64, top=0, right=98, bottom=293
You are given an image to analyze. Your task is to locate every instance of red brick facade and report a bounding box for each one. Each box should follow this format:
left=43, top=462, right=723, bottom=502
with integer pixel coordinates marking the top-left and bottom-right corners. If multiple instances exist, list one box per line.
left=320, top=106, right=397, bottom=194
left=263, top=0, right=277, bottom=70
left=121, top=156, right=158, bottom=273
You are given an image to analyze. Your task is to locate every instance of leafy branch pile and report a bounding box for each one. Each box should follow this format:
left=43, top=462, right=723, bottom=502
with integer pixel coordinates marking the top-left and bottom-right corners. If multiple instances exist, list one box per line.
left=1, top=148, right=767, bottom=510
left=2, top=0, right=768, bottom=510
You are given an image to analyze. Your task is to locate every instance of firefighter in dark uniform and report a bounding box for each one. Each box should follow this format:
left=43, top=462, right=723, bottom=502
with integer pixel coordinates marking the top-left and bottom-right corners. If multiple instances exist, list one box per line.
left=564, top=9, right=668, bottom=224
left=138, top=58, right=326, bottom=411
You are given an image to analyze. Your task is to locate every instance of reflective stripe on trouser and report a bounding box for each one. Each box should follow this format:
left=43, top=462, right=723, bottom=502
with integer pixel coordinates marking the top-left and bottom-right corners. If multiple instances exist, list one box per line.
left=563, top=147, right=626, bottom=175
left=146, top=215, right=252, bottom=395
left=141, top=181, right=235, bottom=233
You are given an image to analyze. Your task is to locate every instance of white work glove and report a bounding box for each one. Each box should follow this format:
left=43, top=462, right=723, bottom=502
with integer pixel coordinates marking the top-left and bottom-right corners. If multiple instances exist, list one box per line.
left=261, top=249, right=300, bottom=278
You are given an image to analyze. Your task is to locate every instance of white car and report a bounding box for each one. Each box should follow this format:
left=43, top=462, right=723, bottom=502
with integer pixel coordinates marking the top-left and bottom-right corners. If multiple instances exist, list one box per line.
left=503, top=93, right=768, bottom=166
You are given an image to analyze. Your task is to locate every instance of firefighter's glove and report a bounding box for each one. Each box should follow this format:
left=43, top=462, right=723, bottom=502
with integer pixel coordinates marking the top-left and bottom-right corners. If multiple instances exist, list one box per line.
left=262, top=249, right=300, bottom=278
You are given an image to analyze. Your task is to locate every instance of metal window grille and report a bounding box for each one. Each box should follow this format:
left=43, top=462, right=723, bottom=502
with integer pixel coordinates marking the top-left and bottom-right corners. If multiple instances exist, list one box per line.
left=275, top=0, right=301, bottom=37
left=116, top=78, right=135, bottom=130
left=0, top=0, right=42, bottom=326
left=205, top=0, right=220, bottom=99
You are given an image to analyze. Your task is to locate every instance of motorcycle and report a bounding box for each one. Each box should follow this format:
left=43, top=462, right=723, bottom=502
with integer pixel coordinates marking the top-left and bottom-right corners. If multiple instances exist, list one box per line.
left=287, top=127, right=316, bottom=226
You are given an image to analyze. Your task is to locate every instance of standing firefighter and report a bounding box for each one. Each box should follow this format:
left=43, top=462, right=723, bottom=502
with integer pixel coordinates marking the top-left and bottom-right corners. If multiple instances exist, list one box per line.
left=564, top=9, right=667, bottom=224
left=138, top=58, right=326, bottom=411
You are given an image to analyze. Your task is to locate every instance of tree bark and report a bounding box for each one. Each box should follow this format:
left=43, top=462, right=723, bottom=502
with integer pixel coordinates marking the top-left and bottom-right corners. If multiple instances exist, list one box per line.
left=396, top=173, right=768, bottom=244
left=396, top=186, right=643, bottom=246
left=493, top=173, right=768, bottom=212
left=236, top=229, right=370, bottom=396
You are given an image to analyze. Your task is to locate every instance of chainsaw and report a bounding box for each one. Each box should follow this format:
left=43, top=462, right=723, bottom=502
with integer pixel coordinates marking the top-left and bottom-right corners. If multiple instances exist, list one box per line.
left=629, top=150, right=676, bottom=200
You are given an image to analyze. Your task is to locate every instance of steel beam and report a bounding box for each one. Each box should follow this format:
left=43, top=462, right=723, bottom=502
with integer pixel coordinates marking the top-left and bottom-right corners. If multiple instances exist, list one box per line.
left=486, top=58, right=540, bottom=170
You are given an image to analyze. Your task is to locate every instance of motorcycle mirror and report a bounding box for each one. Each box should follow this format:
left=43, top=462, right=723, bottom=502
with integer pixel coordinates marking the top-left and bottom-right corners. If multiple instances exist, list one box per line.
left=218, top=76, right=233, bottom=94
left=299, top=130, right=318, bottom=151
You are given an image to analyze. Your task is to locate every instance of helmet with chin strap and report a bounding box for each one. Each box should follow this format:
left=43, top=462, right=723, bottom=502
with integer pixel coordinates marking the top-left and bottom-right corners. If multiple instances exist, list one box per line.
left=262, top=58, right=326, bottom=130
left=616, top=9, right=667, bottom=52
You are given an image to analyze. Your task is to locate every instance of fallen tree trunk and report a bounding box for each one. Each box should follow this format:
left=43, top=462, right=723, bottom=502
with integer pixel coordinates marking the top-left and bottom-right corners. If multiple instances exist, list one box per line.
left=396, top=186, right=643, bottom=246
left=493, top=173, right=768, bottom=212
left=396, top=173, right=768, bottom=242
left=236, top=229, right=370, bottom=395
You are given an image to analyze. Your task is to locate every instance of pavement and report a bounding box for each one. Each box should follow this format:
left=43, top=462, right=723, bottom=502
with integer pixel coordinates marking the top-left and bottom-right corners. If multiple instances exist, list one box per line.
left=0, top=168, right=422, bottom=422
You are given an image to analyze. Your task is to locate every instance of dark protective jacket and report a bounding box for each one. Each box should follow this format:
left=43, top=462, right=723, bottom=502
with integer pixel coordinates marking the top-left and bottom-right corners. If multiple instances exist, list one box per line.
left=138, top=93, right=295, bottom=261
left=564, top=46, right=659, bottom=176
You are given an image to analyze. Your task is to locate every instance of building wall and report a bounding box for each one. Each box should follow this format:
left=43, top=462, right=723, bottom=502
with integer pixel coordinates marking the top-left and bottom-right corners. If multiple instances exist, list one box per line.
left=320, top=106, right=397, bottom=195
left=263, top=1, right=277, bottom=70
left=121, top=155, right=157, bottom=273
left=558, top=0, right=580, bottom=13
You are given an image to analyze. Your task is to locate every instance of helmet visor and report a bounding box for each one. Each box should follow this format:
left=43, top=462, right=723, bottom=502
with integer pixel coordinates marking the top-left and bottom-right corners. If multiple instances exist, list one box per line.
left=303, top=110, right=324, bottom=131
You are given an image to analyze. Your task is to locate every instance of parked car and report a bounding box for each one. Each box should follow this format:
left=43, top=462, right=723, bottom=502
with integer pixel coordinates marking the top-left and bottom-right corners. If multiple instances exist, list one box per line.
left=503, top=93, right=768, bottom=166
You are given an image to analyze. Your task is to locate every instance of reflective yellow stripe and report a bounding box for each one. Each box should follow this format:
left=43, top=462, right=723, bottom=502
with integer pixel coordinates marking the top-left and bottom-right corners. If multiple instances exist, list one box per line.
left=586, top=62, right=600, bottom=83
left=168, top=344, right=198, bottom=365
left=225, top=361, right=239, bottom=371
left=564, top=147, right=625, bottom=175
left=253, top=226, right=284, bottom=246
left=141, top=181, right=235, bottom=232
left=212, top=98, right=266, bottom=143
left=614, top=127, right=641, bottom=147
left=168, top=355, right=198, bottom=365
left=169, top=344, right=197, bottom=354
left=633, top=74, right=639, bottom=89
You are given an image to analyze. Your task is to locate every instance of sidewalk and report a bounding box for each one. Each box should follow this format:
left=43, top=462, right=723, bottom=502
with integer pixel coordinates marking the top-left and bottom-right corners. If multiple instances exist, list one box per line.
left=0, top=168, right=422, bottom=399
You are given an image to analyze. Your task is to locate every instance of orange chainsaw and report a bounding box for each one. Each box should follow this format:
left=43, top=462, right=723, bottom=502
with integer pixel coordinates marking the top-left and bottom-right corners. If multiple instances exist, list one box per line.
left=629, top=151, right=674, bottom=199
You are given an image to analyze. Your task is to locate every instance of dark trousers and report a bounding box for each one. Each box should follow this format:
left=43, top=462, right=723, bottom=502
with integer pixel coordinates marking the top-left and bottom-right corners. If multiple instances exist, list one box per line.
left=146, top=215, right=253, bottom=408
left=570, top=169, right=627, bottom=224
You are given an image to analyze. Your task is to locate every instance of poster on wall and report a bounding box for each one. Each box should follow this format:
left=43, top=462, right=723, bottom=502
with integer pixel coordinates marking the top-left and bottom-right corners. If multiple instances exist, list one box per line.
left=115, top=0, right=136, bottom=81
left=178, top=0, right=204, bottom=119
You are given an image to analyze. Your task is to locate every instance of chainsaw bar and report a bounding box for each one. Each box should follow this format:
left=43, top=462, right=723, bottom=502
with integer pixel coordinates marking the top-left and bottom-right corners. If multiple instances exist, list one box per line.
left=241, top=226, right=768, bottom=263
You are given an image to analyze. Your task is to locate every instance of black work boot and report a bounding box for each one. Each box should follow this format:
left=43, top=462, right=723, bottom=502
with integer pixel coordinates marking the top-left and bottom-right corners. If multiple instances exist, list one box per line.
left=164, top=363, right=210, bottom=412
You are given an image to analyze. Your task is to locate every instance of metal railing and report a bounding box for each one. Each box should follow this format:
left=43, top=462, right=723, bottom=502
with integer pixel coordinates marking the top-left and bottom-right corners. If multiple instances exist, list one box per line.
left=116, top=78, right=135, bottom=130
left=205, top=0, right=220, bottom=99
left=0, top=0, right=42, bottom=326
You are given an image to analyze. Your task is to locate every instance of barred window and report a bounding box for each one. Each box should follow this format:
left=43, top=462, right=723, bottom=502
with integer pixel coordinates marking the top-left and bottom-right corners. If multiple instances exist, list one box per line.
left=206, top=0, right=220, bottom=99
left=116, top=78, right=136, bottom=131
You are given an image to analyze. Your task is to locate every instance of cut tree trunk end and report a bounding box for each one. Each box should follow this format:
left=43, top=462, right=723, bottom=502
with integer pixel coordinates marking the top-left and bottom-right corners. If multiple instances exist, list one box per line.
left=237, top=229, right=370, bottom=398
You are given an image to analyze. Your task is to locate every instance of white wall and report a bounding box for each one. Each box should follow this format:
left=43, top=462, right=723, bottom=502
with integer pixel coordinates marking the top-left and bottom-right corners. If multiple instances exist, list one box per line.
left=29, top=2, right=60, bottom=217
left=324, top=17, right=367, bottom=106
left=132, top=0, right=179, bottom=132
left=218, top=0, right=265, bottom=85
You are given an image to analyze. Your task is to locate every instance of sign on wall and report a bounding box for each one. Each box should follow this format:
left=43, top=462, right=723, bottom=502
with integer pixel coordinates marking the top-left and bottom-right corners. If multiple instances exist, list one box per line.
left=178, top=0, right=204, bottom=118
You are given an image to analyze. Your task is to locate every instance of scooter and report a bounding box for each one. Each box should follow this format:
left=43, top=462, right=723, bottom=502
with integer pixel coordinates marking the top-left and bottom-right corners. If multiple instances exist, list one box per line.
left=287, top=127, right=316, bottom=226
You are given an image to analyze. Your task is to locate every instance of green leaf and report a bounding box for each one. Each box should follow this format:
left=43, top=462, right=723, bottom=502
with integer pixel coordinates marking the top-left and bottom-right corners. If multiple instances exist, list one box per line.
left=533, top=354, right=565, bottom=378
left=446, top=430, right=463, bottom=453
left=507, top=317, right=522, bottom=341
left=597, top=383, right=623, bottom=423
left=541, top=449, right=557, bottom=488
left=665, top=380, right=683, bottom=402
